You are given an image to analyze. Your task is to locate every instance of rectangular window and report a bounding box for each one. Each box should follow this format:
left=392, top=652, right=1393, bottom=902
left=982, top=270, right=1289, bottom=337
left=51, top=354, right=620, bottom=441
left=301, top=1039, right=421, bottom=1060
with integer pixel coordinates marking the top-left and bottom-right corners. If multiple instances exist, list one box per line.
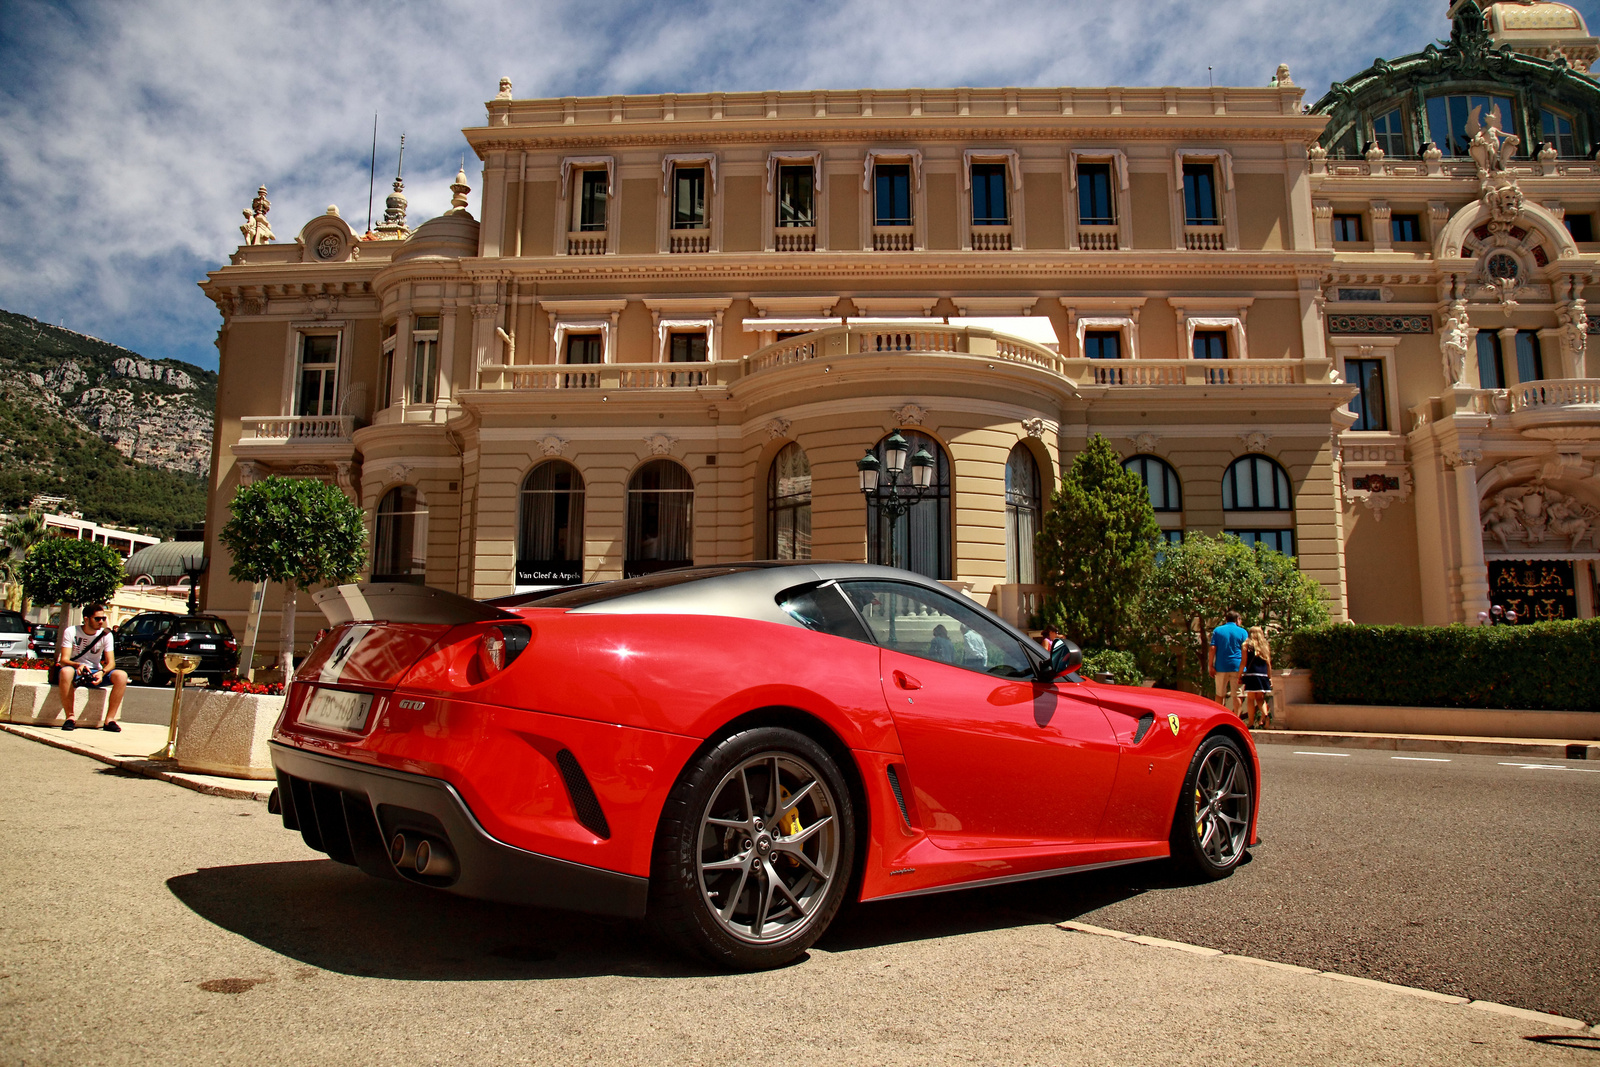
left=671, top=166, right=705, bottom=229
left=1391, top=213, right=1422, bottom=243
left=296, top=335, right=338, bottom=416
left=1228, top=529, right=1296, bottom=556
left=668, top=333, right=707, bottom=362
left=1182, top=163, right=1219, bottom=225
left=971, top=163, right=1008, bottom=226
left=1541, top=108, right=1577, bottom=157
left=577, top=170, right=607, bottom=231
left=378, top=322, right=397, bottom=410
left=1192, top=330, right=1228, bottom=360
left=776, top=164, right=814, bottom=227
left=564, top=333, right=603, bottom=365
left=1515, top=330, right=1544, bottom=383
left=874, top=164, right=912, bottom=226
left=409, top=316, right=439, bottom=405
left=1565, top=213, right=1594, bottom=242
left=1426, top=94, right=1516, bottom=157
left=1333, top=214, right=1364, bottom=242
left=1347, top=358, right=1388, bottom=431
left=1083, top=331, right=1122, bottom=360
left=1373, top=107, right=1407, bottom=157
left=1477, top=331, right=1505, bottom=389
left=1078, top=163, right=1115, bottom=225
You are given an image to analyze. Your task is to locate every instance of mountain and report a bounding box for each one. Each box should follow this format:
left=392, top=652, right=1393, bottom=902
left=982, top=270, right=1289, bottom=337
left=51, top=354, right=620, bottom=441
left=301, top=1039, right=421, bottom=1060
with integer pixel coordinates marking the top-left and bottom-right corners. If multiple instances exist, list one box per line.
left=0, top=309, right=214, bottom=537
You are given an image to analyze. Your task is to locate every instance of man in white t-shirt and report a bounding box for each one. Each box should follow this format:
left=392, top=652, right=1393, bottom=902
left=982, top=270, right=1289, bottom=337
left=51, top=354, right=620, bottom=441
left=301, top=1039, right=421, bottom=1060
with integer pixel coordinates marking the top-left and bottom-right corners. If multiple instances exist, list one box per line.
left=55, top=604, right=128, bottom=732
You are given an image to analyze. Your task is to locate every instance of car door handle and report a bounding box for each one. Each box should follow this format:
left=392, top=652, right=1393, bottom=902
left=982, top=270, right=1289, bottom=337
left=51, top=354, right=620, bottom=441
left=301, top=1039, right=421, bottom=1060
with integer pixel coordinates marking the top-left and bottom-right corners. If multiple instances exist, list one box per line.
left=893, top=670, right=922, bottom=691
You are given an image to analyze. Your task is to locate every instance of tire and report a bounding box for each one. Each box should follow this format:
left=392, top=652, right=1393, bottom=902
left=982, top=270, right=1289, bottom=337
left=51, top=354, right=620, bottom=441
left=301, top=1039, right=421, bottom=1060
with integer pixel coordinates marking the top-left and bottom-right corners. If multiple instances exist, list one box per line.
left=648, top=727, right=855, bottom=971
left=1169, top=733, right=1254, bottom=879
left=138, top=655, right=165, bottom=687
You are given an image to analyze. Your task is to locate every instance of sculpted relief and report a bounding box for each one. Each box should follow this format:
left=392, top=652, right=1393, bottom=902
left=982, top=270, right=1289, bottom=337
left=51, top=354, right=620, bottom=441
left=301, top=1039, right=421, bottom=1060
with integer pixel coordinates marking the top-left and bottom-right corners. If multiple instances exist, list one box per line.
left=1480, top=483, right=1599, bottom=554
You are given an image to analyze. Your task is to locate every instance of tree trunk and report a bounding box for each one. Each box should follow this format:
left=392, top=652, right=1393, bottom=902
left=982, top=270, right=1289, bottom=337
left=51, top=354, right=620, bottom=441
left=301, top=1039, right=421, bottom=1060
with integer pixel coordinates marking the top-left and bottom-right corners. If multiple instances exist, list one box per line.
left=280, top=580, right=297, bottom=680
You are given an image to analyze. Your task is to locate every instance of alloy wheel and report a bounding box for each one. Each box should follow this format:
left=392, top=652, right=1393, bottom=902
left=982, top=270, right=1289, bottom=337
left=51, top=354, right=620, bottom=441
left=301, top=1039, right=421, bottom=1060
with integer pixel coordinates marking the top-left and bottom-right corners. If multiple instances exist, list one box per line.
left=695, top=751, right=841, bottom=945
left=1193, top=744, right=1251, bottom=867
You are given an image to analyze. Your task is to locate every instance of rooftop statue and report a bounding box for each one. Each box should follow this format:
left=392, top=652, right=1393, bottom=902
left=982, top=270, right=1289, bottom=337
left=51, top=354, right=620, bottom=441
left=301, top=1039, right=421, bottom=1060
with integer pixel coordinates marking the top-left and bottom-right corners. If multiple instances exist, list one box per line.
left=1467, top=105, right=1526, bottom=227
left=239, top=185, right=274, bottom=246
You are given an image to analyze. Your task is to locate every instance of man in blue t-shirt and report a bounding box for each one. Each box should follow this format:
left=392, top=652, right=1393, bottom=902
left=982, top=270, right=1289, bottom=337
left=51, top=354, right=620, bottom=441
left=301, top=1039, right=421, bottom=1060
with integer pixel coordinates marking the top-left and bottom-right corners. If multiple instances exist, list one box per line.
left=1208, top=610, right=1248, bottom=717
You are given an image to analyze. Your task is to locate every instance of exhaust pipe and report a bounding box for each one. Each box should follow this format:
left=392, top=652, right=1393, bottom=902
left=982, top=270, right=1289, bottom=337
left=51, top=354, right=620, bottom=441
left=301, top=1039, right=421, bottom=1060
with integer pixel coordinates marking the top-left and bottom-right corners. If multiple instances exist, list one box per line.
left=413, top=838, right=457, bottom=879
left=390, top=832, right=419, bottom=870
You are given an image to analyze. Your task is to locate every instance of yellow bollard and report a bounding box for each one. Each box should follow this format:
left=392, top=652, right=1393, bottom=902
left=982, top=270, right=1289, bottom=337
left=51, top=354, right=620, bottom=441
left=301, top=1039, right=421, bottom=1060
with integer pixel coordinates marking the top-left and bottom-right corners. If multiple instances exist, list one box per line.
left=148, top=652, right=202, bottom=761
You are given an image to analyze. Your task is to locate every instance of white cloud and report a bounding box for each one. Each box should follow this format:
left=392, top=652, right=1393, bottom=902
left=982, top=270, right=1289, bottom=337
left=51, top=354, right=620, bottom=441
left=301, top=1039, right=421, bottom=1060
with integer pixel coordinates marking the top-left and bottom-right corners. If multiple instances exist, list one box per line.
left=0, top=0, right=1570, bottom=369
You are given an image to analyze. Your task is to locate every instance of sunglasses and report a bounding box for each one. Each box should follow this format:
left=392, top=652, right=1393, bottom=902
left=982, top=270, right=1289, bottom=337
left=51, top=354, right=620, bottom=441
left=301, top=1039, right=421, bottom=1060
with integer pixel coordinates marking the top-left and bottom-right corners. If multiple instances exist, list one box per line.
left=91, top=616, right=107, bottom=621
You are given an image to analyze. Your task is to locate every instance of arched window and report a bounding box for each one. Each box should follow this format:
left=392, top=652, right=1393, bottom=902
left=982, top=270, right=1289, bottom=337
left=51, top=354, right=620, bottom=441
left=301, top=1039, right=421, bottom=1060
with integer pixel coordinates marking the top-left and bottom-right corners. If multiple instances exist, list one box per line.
left=518, top=461, right=585, bottom=585
left=626, top=460, right=693, bottom=577
left=767, top=443, right=811, bottom=560
left=1123, top=455, right=1184, bottom=544
left=1222, top=455, right=1295, bottom=556
left=1005, top=445, right=1041, bottom=584
left=865, top=430, right=951, bottom=581
left=373, top=486, right=427, bottom=584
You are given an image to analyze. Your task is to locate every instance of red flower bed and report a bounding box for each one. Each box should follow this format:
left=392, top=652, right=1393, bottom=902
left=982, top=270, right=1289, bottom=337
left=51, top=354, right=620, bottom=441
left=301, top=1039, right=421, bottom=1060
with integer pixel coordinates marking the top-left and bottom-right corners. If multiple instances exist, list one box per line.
left=216, top=679, right=285, bottom=696
left=2, top=658, right=42, bottom=670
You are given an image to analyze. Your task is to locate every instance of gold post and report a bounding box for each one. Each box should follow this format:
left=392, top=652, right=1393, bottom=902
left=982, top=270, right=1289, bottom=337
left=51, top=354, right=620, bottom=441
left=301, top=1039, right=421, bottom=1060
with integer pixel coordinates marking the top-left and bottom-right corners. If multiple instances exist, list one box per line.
left=148, top=652, right=202, bottom=761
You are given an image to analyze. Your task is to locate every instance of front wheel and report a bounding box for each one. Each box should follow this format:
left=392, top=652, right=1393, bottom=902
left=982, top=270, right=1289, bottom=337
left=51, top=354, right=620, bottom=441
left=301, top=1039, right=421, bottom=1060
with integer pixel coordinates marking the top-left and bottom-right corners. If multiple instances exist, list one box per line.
left=648, top=727, right=855, bottom=971
left=138, top=655, right=164, bottom=687
left=1170, top=733, right=1254, bottom=879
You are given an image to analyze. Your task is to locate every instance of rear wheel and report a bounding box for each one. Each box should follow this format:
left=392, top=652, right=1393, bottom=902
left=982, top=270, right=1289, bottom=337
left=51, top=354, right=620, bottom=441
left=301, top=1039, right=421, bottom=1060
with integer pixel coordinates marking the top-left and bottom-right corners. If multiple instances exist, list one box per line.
left=648, top=727, right=854, bottom=971
left=138, top=655, right=165, bottom=687
left=1170, top=734, right=1253, bottom=879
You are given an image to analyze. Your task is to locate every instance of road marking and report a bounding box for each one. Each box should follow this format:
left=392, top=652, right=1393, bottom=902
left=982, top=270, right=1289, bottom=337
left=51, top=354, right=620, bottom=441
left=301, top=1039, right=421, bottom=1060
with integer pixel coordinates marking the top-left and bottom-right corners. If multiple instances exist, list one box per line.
left=1391, top=756, right=1451, bottom=762
left=1293, top=751, right=1349, bottom=757
left=1499, top=762, right=1569, bottom=771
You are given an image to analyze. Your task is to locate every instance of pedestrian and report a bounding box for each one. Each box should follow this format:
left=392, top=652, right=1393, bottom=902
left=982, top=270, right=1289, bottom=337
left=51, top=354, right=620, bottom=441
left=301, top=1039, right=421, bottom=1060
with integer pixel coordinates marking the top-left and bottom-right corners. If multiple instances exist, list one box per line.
left=1208, top=609, right=1248, bottom=717
left=1240, top=626, right=1274, bottom=729
left=1040, top=623, right=1061, bottom=653
left=928, top=624, right=955, bottom=664
left=962, top=624, right=987, bottom=668
left=53, top=604, right=129, bottom=732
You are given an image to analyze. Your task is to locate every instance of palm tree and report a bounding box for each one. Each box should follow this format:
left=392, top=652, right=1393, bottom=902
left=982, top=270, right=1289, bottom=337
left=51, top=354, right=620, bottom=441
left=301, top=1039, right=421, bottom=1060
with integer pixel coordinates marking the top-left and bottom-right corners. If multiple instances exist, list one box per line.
left=3, top=511, right=48, bottom=558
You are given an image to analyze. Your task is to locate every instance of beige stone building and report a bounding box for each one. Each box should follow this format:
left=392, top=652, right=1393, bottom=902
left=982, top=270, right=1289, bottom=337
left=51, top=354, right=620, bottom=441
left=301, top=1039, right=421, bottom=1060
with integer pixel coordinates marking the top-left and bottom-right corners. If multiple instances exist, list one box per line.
left=200, top=1, right=1600, bottom=662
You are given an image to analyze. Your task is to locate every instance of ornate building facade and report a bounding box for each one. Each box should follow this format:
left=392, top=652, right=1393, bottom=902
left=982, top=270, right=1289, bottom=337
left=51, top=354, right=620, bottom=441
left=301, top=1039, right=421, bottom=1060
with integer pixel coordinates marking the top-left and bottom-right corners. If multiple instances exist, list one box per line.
left=200, top=1, right=1600, bottom=660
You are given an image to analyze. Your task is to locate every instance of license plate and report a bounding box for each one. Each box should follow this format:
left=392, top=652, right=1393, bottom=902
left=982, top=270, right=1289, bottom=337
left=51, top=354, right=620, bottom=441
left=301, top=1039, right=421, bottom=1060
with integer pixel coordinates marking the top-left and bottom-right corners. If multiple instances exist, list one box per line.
left=199, top=644, right=216, bottom=651
left=301, top=688, right=374, bottom=732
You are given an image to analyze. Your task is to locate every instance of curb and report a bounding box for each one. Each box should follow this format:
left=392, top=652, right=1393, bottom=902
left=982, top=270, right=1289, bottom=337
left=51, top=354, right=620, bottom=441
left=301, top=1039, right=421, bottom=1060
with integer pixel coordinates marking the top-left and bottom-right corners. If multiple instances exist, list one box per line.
left=1057, top=921, right=1590, bottom=1032
left=0, top=722, right=272, bottom=802
left=1251, top=730, right=1594, bottom=759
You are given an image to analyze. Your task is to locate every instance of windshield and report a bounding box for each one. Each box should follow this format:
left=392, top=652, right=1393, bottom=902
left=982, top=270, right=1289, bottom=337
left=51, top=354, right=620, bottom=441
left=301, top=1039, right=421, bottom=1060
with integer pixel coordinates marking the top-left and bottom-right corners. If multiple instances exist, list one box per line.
left=0, top=612, right=28, bottom=633
left=168, top=618, right=231, bottom=635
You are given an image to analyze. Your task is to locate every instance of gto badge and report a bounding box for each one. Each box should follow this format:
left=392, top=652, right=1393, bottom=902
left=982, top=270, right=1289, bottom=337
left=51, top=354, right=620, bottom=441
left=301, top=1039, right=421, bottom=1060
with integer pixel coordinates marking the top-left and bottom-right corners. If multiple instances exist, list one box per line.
left=398, top=699, right=427, bottom=711
left=1168, top=713, right=1180, bottom=736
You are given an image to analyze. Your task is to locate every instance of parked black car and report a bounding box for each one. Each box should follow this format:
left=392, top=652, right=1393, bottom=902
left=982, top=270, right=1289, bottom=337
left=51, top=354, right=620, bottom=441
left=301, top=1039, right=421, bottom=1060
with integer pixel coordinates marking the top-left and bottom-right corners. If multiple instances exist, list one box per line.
left=28, top=623, right=58, bottom=661
left=117, top=612, right=240, bottom=686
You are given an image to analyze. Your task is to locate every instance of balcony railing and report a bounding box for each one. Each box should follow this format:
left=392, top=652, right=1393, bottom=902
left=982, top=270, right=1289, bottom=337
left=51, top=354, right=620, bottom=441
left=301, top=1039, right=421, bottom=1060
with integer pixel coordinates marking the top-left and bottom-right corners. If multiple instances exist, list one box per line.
left=1077, top=225, right=1119, bottom=251
left=773, top=226, right=815, bottom=252
left=239, top=415, right=356, bottom=441
left=1183, top=225, right=1226, bottom=251
left=475, top=327, right=1331, bottom=393
left=669, top=228, right=710, bottom=253
left=971, top=225, right=1012, bottom=251
left=988, top=583, right=1046, bottom=629
left=1511, top=379, right=1600, bottom=410
left=567, top=231, right=607, bottom=255
left=872, top=225, right=915, bottom=251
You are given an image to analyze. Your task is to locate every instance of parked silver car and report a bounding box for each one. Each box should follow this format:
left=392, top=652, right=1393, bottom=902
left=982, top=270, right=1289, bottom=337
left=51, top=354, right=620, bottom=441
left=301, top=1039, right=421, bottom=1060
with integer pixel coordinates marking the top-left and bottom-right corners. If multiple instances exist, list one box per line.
left=0, top=610, right=30, bottom=660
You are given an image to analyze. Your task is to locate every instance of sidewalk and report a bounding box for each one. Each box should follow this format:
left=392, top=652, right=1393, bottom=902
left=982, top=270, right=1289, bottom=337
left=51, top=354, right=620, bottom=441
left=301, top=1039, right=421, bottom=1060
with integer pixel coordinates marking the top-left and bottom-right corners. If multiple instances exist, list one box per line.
left=1251, top=727, right=1598, bottom=759
left=0, top=720, right=273, bottom=801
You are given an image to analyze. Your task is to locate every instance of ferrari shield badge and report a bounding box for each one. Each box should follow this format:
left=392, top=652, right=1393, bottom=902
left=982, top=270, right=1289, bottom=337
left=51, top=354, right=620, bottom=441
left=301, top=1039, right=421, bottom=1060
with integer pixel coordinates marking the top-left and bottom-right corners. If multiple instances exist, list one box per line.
left=1168, top=713, right=1180, bottom=736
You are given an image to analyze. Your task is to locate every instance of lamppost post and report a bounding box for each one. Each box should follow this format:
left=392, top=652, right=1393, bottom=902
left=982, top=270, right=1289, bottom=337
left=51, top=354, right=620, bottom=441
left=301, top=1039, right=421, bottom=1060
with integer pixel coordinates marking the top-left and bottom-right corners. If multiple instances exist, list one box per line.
left=858, top=433, right=934, bottom=571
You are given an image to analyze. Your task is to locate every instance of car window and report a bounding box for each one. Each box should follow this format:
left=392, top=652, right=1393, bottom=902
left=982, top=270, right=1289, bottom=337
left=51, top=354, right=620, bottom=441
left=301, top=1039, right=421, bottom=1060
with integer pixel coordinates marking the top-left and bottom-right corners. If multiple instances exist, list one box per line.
left=837, top=580, right=1035, bottom=678
left=776, top=582, right=871, bottom=643
left=0, top=612, right=27, bottom=633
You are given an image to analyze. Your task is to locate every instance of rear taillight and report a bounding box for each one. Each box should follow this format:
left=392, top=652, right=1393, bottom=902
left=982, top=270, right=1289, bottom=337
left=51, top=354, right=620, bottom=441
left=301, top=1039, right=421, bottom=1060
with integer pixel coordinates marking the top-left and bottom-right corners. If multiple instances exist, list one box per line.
left=166, top=636, right=192, bottom=649
left=475, top=624, right=531, bottom=676
left=224, top=638, right=239, bottom=651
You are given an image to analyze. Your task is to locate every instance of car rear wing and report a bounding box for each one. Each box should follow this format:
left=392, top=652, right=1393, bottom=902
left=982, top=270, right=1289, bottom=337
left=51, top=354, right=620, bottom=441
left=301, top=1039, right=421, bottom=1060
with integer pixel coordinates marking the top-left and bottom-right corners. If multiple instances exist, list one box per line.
left=313, top=583, right=520, bottom=627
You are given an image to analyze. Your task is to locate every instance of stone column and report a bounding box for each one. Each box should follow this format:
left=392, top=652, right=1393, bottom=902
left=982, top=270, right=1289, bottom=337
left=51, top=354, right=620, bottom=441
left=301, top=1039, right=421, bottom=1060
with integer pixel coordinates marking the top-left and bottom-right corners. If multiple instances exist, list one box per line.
left=1444, top=448, right=1489, bottom=622
left=1498, top=327, right=1519, bottom=387
left=1576, top=561, right=1595, bottom=620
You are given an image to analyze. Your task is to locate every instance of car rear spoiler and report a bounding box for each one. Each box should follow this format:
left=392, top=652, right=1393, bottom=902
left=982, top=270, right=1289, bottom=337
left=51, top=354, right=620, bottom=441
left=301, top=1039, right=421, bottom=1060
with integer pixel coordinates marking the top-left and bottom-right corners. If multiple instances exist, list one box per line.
left=313, top=583, right=520, bottom=627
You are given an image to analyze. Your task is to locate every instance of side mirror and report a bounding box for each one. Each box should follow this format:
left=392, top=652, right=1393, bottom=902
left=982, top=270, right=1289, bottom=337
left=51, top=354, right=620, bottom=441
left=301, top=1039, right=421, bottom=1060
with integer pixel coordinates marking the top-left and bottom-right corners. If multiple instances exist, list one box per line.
left=1044, top=639, right=1083, bottom=680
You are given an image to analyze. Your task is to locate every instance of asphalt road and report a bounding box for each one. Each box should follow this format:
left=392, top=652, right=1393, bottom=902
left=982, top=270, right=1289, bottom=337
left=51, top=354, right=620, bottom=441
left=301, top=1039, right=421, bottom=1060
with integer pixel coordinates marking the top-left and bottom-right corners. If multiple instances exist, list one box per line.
left=1, top=732, right=1596, bottom=1066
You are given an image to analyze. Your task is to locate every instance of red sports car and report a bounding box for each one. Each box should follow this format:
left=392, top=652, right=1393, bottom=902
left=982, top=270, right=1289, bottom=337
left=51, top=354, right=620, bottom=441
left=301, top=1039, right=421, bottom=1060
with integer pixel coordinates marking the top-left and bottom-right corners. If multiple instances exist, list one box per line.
left=269, top=563, right=1259, bottom=970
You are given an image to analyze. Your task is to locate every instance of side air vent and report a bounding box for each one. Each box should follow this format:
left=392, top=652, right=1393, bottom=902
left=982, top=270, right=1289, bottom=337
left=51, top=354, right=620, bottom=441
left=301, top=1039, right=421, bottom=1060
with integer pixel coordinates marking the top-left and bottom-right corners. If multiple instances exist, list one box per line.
left=1133, top=713, right=1156, bottom=745
left=556, top=749, right=612, bottom=840
left=886, top=764, right=912, bottom=827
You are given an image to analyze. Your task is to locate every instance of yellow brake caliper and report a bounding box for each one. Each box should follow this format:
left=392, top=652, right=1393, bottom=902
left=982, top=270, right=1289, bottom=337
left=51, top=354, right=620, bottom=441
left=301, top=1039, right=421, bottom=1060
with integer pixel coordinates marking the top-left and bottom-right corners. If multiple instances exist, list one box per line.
left=778, top=785, right=803, bottom=864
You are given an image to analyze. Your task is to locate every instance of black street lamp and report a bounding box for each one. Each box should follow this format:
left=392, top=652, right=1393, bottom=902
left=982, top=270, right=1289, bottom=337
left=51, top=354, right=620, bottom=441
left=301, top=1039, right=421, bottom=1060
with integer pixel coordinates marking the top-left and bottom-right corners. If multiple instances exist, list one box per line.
left=858, top=431, right=934, bottom=569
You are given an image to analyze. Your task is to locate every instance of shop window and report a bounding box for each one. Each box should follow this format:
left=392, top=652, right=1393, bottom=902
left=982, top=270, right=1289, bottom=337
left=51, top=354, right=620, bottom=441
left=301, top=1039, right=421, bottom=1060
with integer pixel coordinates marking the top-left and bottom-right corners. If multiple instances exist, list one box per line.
left=767, top=443, right=812, bottom=561
left=864, top=430, right=950, bottom=581
left=626, top=460, right=694, bottom=577
left=518, top=461, right=585, bottom=570
left=373, top=486, right=426, bottom=584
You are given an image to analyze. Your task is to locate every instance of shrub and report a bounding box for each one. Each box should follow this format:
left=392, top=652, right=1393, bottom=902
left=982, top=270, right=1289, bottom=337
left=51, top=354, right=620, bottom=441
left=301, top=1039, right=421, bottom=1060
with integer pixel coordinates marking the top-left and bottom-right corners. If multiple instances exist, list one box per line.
left=18, top=537, right=124, bottom=612
left=1082, top=648, right=1143, bottom=686
left=1287, top=620, right=1600, bottom=711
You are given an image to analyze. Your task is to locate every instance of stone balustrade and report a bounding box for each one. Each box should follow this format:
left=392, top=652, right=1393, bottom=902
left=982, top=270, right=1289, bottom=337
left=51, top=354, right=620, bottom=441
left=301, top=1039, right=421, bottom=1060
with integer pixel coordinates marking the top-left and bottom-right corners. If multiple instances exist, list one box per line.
left=239, top=415, right=355, bottom=441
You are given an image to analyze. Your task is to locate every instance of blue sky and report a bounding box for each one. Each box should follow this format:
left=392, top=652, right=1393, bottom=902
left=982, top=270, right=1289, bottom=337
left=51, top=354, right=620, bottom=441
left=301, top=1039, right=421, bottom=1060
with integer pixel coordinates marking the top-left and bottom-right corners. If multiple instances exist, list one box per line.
left=0, top=0, right=1590, bottom=371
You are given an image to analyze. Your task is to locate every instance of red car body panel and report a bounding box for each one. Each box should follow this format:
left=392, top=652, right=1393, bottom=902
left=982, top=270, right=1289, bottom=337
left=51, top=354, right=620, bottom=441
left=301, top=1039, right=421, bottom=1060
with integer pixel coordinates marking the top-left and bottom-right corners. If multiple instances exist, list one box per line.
left=273, top=573, right=1261, bottom=916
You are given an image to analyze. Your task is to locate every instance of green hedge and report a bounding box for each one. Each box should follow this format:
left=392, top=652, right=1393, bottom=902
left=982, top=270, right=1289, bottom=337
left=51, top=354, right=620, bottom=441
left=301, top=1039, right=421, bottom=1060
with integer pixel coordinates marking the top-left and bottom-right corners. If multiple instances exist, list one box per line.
left=1287, top=620, right=1600, bottom=711
left=1082, top=648, right=1143, bottom=686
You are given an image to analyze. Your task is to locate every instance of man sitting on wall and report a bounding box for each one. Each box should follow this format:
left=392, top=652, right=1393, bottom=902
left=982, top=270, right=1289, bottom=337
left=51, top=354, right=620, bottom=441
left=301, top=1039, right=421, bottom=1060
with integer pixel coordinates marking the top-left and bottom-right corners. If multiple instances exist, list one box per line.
left=54, top=605, right=128, bottom=732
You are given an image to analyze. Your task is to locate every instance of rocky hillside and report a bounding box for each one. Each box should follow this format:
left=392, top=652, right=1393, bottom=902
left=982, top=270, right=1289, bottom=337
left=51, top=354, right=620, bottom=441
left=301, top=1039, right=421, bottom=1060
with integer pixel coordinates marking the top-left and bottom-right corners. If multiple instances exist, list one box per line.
left=0, top=309, right=214, bottom=536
